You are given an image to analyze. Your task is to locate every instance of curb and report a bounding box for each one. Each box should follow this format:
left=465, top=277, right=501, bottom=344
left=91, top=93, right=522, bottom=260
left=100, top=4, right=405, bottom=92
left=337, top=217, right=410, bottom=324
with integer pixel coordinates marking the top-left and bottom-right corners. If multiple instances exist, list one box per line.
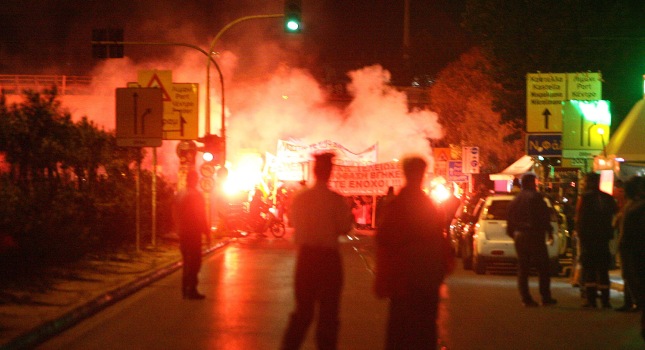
left=1, top=239, right=231, bottom=350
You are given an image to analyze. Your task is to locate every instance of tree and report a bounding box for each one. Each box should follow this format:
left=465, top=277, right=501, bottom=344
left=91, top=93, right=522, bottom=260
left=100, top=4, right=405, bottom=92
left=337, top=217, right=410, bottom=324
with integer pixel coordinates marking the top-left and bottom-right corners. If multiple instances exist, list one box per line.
left=0, top=89, right=75, bottom=188
left=0, top=89, right=174, bottom=270
left=429, top=47, right=524, bottom=173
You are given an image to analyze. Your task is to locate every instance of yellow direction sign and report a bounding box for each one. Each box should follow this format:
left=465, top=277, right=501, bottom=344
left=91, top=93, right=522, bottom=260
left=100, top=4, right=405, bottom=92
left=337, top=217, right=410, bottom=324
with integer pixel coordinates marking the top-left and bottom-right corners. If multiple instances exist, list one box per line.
left=526, top=72, right=603, bottom=133
left=526, top=73, right=566, bottom=132
left=567, top=72, right=602, bottom=101
left=137, top=71, right=199, bottom=140
left=561, top=100, right=610, bottom=159
left=165, top=83, right=199, bottom=140
left=116, top=88, right=163, bottom=147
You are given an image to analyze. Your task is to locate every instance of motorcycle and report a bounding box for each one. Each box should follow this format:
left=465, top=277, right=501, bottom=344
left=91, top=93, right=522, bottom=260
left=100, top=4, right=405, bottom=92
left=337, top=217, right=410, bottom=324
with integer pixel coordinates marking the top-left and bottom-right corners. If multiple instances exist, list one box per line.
left=216, top=203, right=286, bottom=238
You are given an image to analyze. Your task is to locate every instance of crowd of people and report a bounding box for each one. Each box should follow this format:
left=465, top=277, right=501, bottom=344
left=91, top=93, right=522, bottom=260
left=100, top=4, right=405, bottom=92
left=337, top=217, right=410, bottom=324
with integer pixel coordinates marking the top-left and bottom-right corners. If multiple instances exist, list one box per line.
left=172, top=156, right=645, bottom=347
left=507, top=171, right=644, bottom=340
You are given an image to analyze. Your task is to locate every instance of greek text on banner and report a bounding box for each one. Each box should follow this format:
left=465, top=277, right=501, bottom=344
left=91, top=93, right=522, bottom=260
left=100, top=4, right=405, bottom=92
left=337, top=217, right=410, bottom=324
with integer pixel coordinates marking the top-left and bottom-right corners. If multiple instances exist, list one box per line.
left=328, top=161, right=404, bottom=196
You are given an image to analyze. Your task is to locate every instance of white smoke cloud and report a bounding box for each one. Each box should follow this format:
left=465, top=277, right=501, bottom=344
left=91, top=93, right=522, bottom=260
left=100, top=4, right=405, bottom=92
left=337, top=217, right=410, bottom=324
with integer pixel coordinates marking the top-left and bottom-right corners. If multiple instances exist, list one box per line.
left=58, top=47, right=442, bottom=183
left=227, top=63, right=443, bottom=162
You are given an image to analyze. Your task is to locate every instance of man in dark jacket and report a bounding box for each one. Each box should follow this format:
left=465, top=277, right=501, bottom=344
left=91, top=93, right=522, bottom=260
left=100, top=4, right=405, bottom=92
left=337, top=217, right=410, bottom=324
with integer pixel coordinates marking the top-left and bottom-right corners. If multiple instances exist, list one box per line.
left=375, top=155, right=454, bottom=349
left=576, top=173, right=618, bottom=308
left=622, top=177, right=645, bottom=339
left=575, top=172, right=618, bottom=308
left=507, top=172, right=557, bottom=307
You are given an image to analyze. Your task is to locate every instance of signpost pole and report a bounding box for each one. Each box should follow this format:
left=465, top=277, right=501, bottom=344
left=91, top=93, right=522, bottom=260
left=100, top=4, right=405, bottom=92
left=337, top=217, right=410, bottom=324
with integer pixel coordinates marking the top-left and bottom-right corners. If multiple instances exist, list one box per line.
left=115, top=88, right=163, bottom=252
left=152, top=147, right=157, bottom=247
left=136, top=155, right=141, bottom=252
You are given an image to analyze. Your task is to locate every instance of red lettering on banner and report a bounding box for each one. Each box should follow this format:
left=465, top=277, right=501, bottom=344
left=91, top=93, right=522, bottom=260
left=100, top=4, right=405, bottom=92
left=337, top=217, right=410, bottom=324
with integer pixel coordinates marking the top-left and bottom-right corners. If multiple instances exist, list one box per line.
left=328, top=161, right=403, bottom=195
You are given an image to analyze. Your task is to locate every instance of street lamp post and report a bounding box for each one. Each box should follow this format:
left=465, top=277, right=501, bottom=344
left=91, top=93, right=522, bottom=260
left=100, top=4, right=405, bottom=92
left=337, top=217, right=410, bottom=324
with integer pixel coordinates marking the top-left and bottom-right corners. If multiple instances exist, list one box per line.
left=205, top=14, right=284, bottom=165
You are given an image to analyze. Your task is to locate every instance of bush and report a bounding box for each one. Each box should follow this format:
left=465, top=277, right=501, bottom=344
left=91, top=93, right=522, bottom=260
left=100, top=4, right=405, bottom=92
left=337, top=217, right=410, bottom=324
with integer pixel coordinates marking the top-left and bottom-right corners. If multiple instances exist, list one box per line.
left=0, top=90, right=176, bottom=281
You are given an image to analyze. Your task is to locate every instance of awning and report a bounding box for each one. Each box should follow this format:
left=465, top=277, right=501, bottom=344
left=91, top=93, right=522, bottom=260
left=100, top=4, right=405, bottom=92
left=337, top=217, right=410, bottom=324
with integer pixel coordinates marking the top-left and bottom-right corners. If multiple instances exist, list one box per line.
left=605, top=99, right=645, bottom=162
left=489, top=155, right=535, bottom=181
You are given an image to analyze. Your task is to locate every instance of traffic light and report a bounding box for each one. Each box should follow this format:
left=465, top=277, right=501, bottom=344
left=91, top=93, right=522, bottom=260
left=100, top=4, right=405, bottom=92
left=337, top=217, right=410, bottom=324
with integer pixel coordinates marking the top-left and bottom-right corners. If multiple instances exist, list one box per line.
left=284, top=0, right=302, bottom=33
left=197, top=134, right=222, bottom=165
left=92, top=28, right=124, bottom=59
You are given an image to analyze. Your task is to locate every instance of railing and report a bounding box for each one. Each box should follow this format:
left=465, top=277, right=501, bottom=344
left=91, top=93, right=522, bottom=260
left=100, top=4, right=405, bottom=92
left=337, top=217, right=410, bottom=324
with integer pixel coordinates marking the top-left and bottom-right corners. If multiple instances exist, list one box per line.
left=0, top=75, right=431, bottom=105
left=0, top=75, right=94, bottom=96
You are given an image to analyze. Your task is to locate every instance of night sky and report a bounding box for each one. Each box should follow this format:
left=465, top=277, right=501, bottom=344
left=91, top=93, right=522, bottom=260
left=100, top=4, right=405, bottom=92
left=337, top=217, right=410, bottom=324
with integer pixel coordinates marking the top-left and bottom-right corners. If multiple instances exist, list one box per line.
left=0, top=0, right=469, bottom=84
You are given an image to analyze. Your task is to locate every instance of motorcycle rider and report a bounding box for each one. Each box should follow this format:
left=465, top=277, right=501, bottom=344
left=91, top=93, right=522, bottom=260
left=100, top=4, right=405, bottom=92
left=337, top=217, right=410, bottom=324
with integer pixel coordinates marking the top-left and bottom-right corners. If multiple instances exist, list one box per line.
left=249, top=189, right=269, bottom=237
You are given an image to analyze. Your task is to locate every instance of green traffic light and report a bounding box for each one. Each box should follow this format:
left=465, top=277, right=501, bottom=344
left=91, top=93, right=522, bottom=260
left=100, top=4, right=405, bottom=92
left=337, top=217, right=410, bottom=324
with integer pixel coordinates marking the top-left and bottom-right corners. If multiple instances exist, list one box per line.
left=286, top=19, right=300, bottom=32
left=284, top=0, right=302, bottom=33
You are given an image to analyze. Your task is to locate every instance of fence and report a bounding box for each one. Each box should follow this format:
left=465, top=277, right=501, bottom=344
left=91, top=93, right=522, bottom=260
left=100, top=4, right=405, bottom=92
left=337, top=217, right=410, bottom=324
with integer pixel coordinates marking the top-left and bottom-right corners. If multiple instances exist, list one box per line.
left=0, top=75, right=94, bottom=96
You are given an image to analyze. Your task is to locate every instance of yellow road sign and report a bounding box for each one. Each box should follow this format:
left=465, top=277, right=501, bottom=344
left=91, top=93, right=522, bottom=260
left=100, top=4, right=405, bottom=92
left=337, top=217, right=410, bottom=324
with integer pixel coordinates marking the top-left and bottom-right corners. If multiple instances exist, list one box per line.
left=526, top=72, right=603, bottom=133
left=137, top=71, right=199, bottom=140
left=561, top=100, right=610, bottom=158
left=138, top=70, right=172, bottom=101
left=526, top=73, right=566, bottom=132
left=165, top=83, right=199, bottom=140
left=567, top=72, right=602, bottom=100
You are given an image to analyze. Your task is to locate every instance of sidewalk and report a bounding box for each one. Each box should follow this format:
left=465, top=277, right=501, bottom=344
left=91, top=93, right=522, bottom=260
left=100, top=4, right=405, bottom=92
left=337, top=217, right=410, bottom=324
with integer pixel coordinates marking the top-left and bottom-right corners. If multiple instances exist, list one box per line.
left=0, top=238, right=231, bottom=350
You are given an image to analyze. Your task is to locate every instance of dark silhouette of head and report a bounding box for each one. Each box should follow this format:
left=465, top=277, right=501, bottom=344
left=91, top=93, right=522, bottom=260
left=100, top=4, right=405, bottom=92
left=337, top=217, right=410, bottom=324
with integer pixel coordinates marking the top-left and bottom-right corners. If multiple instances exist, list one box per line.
left=624, top=176, right=642, bottom=200
left=402, top=156, right=427, bottom=188
left=520, top=172, right=537, bottom=191
left=186, top=170, right=199, bottom=189
left=314, top=152, right=335, bottom=183
left=585, top=172, right=600, bottom=191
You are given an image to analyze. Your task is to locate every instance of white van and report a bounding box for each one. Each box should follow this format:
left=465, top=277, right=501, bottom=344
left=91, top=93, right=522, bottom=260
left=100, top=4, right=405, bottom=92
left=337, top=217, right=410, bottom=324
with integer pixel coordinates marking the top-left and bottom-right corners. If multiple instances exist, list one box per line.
left=471, top=194, right=565, bottom=275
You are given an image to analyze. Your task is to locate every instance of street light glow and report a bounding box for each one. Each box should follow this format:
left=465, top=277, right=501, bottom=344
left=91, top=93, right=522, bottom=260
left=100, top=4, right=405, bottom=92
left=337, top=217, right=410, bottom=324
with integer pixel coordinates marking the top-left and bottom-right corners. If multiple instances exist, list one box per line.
left=203, top=152, right=214, bottom=162
left=577, top=100, right=611, bottom=125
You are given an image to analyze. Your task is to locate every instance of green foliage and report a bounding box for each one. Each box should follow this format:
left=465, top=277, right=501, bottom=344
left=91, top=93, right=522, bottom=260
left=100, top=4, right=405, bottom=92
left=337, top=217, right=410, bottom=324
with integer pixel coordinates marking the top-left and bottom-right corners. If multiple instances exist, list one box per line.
left=429, top=47, right=524, bottom=173
left=0, top=90, right=175, bottom=276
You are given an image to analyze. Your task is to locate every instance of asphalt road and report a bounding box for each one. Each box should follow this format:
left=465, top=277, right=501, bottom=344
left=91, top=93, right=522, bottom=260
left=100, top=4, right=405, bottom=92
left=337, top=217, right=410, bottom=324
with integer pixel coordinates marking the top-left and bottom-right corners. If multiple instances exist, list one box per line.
left=38, top=233, right=388, bottom=350
left=37, top=232, right=644, bottom=350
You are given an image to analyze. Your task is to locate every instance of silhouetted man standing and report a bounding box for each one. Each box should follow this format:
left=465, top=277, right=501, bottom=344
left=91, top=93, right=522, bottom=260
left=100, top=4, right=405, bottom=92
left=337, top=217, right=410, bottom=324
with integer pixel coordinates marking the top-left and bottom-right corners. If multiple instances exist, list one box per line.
left=507, top=172, right=557, bottom=307
left=281, top=152, right=354, bottom=350
left=621, top=177, right=645, bottom=339
left=374, top=155, right=454, bottom=350
left=576, top=172, right=618, bottom=308
left=173, top=170, right=209, bottom=300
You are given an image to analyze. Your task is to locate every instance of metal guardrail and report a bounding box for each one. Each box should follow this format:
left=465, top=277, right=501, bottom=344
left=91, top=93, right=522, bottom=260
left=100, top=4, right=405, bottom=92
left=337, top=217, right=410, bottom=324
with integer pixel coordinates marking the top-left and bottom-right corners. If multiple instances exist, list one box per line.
left=0, top=75, right=94, bottom=96
left=0, top=75, right=432, bottom=105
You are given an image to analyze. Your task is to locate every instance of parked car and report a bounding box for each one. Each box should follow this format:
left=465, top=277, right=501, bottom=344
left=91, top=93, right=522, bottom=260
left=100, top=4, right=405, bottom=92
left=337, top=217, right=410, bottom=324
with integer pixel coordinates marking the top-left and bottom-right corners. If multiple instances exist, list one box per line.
left=448, top=197, right=483, bottom=261
left=465, top=193, right=566, bottom=275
